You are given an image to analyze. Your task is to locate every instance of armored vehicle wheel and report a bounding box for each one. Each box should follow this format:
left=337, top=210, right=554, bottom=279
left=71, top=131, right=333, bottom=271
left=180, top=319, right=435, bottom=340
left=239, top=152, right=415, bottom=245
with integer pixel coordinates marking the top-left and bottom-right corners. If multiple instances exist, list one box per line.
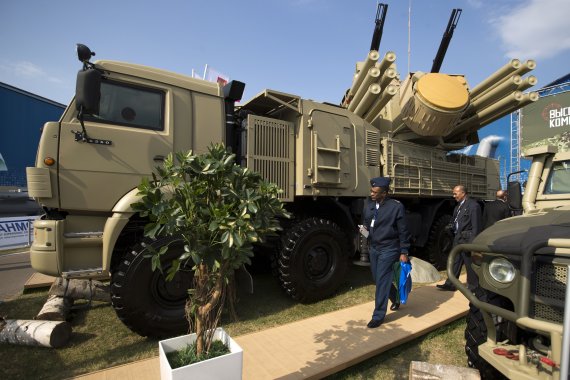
left=111, top=237, right=192, bottom=338
left=465, top=288, right=507, bottom=380
left=426, top=214, right=453, bottom=269
left=277, top=218, right=349, bottom=302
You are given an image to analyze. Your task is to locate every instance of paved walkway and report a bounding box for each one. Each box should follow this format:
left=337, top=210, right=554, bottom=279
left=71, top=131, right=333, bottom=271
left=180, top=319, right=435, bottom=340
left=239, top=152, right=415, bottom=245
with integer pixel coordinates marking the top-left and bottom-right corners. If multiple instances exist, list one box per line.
left=0, top=250, right=34, bottom=302
left=72, top=279, right=469, bottom=379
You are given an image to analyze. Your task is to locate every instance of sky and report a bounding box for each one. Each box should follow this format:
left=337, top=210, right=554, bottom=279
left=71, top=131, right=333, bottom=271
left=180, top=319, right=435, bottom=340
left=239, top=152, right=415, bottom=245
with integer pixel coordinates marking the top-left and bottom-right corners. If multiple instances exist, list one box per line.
left=1, top=0, right=569, bottom=175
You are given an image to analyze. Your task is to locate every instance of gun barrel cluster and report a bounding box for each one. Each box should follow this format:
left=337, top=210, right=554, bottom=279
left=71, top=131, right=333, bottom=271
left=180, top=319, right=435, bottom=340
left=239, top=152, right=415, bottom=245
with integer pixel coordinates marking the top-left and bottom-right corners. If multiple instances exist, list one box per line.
left=342, top=49, right=539, bottom=143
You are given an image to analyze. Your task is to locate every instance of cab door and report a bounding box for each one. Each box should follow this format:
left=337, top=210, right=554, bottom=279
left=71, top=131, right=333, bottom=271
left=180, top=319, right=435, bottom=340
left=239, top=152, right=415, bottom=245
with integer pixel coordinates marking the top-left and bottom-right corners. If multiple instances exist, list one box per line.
left=57, top=78, right=173, bottom=212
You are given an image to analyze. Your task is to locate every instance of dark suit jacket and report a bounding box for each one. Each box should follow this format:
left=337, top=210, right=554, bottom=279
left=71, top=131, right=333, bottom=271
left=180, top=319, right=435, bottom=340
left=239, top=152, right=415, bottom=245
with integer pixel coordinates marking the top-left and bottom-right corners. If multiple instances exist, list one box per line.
left=483, top=199, right=510, bottom=229
left=453, top=197, right=482, bottom=245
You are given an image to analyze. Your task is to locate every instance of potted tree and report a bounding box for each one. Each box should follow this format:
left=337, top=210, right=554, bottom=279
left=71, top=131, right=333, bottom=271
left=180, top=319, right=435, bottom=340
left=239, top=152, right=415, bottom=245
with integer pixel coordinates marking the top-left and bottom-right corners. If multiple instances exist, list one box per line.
left=132, top=143, right=289, bottom=380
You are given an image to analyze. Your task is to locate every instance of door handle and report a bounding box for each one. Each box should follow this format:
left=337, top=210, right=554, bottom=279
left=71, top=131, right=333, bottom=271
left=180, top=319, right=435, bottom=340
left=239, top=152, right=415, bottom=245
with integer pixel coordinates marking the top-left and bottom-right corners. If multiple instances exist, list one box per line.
left=153, top=155, right=165, bottom=162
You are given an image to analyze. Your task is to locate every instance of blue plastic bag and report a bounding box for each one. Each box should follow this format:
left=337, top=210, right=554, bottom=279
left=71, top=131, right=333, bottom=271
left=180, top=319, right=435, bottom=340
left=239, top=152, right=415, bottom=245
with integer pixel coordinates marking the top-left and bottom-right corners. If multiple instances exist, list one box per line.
left=398, top=261, right=412, bottom=304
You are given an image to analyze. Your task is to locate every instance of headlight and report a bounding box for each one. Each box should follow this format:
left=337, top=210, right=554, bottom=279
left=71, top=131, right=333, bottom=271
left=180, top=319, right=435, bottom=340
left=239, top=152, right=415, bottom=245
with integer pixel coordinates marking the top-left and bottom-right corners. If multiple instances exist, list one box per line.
left=489, top=258, right=515, bottom=283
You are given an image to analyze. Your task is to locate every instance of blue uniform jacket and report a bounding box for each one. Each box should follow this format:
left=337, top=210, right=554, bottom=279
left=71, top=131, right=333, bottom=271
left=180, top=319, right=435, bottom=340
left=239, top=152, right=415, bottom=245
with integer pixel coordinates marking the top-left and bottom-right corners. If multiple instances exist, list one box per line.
left=362, top=197, right=411, bottom=254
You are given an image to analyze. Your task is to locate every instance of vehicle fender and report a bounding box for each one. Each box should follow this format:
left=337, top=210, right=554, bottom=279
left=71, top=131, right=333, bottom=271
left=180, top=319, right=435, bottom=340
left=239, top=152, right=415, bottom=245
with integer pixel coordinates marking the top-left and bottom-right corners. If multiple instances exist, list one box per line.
left=101, top=188, right=141, bottom=271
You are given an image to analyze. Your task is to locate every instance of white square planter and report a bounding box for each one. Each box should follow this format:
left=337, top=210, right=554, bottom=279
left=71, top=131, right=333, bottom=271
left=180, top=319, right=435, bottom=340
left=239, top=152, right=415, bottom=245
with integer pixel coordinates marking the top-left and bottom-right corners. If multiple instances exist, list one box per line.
left=159, top=327, right=243, bottom=380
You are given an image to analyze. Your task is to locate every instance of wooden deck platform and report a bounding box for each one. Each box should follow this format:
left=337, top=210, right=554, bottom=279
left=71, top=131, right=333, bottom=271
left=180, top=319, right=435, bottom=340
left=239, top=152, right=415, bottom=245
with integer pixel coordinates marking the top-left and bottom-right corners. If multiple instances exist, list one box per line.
left=72, top=281, right=469, bottom=379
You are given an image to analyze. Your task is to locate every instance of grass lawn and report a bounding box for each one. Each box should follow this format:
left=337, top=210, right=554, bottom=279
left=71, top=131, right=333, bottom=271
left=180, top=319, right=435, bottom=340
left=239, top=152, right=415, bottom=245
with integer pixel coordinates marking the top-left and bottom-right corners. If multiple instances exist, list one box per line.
left=0, top=265, right=468, bottom=379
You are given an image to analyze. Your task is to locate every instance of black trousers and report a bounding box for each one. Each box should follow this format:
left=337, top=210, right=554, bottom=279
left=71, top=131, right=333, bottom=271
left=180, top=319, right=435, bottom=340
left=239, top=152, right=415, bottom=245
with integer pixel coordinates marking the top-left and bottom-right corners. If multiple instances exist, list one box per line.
left=446, top=244, right=479, bottom=290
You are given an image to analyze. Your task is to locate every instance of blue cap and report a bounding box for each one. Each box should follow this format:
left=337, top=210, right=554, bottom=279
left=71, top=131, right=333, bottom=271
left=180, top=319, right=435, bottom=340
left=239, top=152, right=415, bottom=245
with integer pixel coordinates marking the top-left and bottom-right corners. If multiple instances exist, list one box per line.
left=370, top=176, right=391, bottom=188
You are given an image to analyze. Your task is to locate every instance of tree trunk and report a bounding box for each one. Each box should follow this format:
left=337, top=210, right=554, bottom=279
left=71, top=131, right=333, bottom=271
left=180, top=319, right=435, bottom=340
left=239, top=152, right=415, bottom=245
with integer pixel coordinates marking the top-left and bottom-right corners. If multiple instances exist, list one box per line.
left=0, top=318, right=71, bottom=348
left=48, top=277, right=110, bottom=303
left=35, top=295, right=73, bottom=321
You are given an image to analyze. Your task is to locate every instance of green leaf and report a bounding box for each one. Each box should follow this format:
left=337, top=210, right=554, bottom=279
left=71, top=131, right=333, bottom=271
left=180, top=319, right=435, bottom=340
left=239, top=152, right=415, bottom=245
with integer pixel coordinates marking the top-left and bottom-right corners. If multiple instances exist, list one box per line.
left=151, top=255, right=162, bottom=273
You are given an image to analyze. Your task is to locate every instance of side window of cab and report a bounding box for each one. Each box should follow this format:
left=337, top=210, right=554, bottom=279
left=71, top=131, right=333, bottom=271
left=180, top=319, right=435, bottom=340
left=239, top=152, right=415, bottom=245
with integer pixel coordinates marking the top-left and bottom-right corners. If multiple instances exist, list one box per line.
left=86, top=80, right=165, bottom=131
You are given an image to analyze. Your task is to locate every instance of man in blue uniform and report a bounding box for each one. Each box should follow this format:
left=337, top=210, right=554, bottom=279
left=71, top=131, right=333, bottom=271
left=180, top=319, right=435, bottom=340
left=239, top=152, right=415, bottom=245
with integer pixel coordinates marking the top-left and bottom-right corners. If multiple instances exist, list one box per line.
left=362, top=177, right=411, bottom=328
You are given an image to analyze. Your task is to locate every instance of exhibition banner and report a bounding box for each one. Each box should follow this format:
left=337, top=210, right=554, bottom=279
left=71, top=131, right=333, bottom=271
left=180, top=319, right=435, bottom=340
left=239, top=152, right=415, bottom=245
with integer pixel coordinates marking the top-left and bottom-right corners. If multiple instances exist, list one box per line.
left=0, top=216, right=40, bottom=249
left=521, top=90, right=570, bottom=153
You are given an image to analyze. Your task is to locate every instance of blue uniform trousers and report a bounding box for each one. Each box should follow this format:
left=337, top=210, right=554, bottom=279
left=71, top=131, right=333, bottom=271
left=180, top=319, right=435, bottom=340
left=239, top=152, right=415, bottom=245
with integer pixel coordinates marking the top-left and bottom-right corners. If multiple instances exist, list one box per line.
left=369, top=246, right=400, bottom=321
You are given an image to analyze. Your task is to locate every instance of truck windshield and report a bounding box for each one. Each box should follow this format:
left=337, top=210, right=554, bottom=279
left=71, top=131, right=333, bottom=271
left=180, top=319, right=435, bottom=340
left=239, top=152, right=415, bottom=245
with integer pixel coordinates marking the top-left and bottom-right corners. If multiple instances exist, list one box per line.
left=544, top=160, right=570, bottom=194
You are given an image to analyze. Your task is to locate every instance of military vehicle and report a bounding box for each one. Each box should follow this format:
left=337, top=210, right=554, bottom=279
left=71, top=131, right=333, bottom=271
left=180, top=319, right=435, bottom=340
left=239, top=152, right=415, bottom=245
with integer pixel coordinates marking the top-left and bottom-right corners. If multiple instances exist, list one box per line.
left=26, top=5, right=538, bottom=337
left=447, top=95, right=570, bottom=378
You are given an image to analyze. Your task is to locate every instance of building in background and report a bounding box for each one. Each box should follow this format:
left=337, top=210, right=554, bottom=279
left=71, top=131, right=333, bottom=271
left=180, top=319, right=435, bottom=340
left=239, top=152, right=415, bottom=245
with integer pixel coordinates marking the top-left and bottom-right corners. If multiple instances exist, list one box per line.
left=0, top=82, right=65, bottom=217
left=0, top=82, right=65, bottom=188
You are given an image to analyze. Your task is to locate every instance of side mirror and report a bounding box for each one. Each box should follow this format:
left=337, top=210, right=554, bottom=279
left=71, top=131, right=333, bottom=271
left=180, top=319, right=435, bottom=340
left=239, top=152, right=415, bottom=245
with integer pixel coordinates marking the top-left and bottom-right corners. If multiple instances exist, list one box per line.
left=75, top=69, right=101, bottom=115
left=507, top=180, right=522, bottom=211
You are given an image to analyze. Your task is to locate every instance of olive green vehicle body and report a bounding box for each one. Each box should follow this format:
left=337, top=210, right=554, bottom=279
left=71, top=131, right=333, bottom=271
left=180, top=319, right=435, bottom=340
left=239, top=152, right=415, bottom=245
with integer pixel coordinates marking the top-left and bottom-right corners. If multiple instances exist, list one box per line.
left=448, top=144, right=570, bottom=379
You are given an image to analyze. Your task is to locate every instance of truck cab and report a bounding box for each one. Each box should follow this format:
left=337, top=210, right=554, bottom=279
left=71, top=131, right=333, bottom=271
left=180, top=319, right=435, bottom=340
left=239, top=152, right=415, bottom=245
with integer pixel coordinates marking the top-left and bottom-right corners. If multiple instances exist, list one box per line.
left=26, top=58, right=228, bottom=278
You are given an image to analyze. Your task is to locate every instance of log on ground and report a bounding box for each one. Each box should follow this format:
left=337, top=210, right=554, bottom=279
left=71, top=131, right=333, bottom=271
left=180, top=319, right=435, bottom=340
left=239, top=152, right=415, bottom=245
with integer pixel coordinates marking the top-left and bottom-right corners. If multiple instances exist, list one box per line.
left=409, top=361, right=480, bottom=379
left=49, top=277, right=110, bottom=303
left=35, top=294, right=73, bottom=321
left=0, top=318, right=71, bottom=348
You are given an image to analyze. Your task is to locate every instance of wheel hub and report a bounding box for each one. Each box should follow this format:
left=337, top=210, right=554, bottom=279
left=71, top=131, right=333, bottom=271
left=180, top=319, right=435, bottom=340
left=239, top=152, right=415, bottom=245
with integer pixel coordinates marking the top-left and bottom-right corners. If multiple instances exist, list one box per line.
left=152, top=270, right=192, bottom=307
left=306, top=246, right=331, bottom=278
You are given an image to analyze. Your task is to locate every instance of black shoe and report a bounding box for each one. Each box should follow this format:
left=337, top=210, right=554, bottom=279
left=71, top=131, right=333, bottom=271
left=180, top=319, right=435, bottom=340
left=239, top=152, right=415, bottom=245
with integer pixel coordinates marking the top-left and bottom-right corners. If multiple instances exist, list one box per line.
left=390, top=303, right=400, bottom=311
left=436, top=283, right=457, bottom=291
left=367, top=319, right=382, bottom=328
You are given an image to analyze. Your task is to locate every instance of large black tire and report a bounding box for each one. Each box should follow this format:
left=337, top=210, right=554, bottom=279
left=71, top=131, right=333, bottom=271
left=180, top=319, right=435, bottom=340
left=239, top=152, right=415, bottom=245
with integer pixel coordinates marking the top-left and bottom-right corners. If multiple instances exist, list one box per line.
left=426, top=214, right=454, bottom=269
left=111, top=237, right=193, bottom=338
left=277, top=218, right=349, bottom=302
left=465, top=288, right=507, bottom=380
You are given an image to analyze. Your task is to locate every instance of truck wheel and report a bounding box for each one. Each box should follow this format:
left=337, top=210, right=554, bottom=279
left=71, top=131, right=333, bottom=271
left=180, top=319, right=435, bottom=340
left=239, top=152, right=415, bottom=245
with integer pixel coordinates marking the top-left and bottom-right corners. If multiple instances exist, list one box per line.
left=465, top=288, right=507, bottom=380
left=278, top=218, right=349, bottom=302
left=426, top=214, right=453, bottom=269
left=111, top=237, right=192, bottom=338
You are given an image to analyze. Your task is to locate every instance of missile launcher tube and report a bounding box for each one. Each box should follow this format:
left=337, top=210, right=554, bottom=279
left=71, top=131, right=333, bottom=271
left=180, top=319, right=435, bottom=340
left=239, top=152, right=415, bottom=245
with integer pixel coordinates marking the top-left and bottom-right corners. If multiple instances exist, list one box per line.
left=377, top=67, right=397, bottom=89
left=510, top=59, right=536, bottom=79
left=364, top=84, right=398, bottom=122
left=354, top=84, right=382, bottom=117
left=467, top=75, right=522, bottom=113
left=473, top=60, right=536, bottom=102
left=517, top=75, right=537, bottom=92
left=469, top=59, right=521, bottom=98
left=348, top=67, right=381, bottom=112
left=375, top=51, right=396, bottom=75
left=474, top=91, right=539, bottom=128
left=449, top=91, right=524, bottom=137
left=345, top=50, right=380, bottom=106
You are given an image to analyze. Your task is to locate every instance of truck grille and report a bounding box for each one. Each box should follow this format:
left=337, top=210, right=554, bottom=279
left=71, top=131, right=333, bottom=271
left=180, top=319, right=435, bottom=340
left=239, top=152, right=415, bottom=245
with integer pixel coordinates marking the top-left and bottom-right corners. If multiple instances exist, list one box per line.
left=531, top=262, right=567, bottom=324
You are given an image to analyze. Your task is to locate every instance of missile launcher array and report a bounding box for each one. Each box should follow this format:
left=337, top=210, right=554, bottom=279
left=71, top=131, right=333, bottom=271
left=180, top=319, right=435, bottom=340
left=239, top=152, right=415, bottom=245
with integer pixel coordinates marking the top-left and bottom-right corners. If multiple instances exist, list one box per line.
left=341, top=49, right=538, bottom=150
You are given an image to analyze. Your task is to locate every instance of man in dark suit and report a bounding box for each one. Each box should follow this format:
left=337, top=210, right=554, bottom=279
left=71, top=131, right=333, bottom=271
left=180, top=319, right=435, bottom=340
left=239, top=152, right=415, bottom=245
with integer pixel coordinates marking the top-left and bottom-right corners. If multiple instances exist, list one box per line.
left=437, top=185, right=482, bottom=291
left=482, top=190, right=510, bottom=230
